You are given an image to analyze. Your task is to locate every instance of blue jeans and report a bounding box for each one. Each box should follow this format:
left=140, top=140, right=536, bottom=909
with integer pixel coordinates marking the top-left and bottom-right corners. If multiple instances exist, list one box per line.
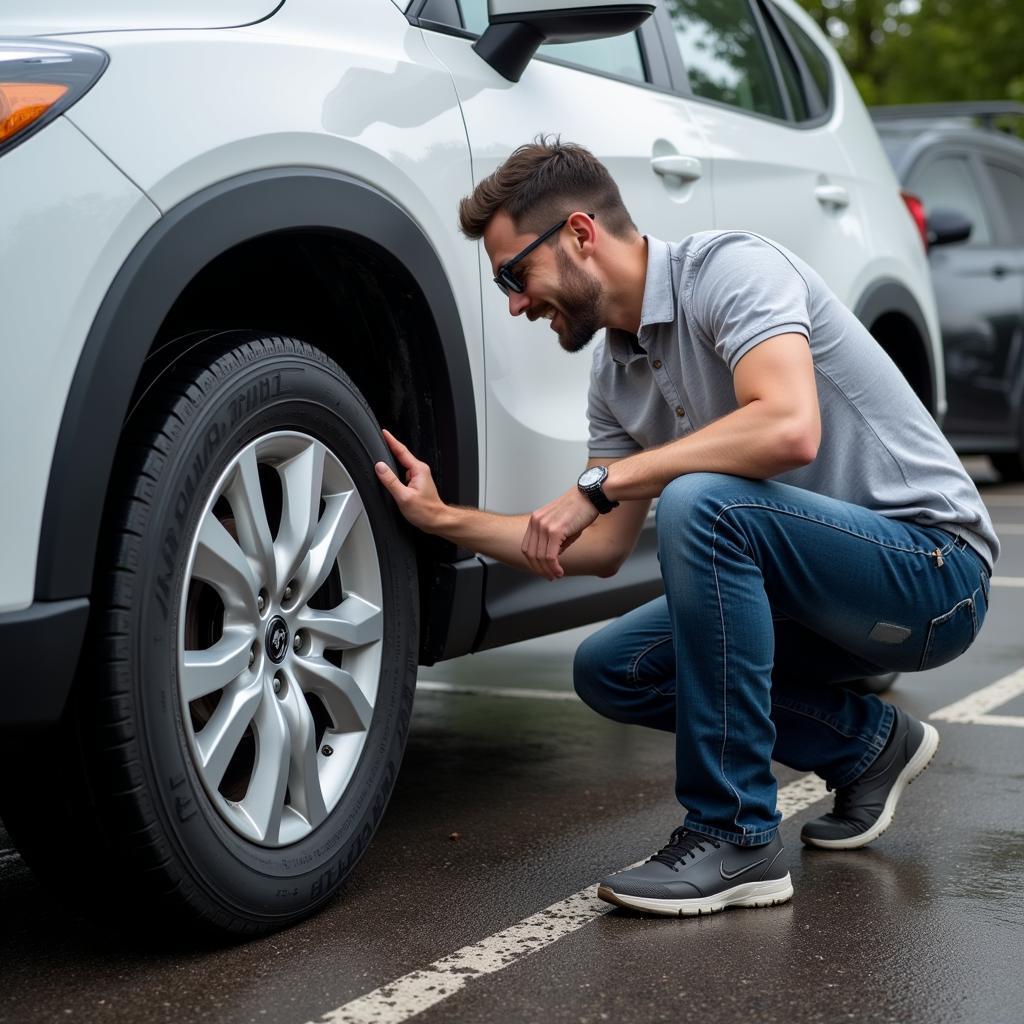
left=573, top=473, right=991, bottom=847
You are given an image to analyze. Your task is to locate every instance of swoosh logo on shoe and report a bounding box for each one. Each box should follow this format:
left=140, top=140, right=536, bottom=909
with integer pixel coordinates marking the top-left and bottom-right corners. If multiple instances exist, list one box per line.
left=719, top=857, right=767, bottom=881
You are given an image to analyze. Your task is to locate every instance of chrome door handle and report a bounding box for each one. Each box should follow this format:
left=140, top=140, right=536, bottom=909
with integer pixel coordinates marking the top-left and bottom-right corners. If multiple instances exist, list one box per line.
left=651, top=155, right=703, bottom=181
left=814, top=184, right=850, bottom=208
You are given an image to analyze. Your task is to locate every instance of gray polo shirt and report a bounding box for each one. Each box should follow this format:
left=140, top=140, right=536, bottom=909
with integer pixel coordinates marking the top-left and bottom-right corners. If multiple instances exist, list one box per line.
left=587, top=230, right=999, bottom=571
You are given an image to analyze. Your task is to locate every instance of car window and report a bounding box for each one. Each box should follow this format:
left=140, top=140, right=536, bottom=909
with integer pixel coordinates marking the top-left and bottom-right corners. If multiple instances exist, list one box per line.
left=773, top=5, right=831, bottom=111
left=458, top=0, right=647, bottom=83
left=985, top=161, right=1024, bottom=243
left=664, top=0, right=785, bottom=119
left=761, top=6, right=808, bottom=120
left=907, top=156, right=992, bottom=246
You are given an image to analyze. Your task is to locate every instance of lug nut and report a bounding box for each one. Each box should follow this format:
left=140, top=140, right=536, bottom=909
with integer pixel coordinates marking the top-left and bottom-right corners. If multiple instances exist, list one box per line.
left=283, top=583, right=294, bottom=602
left=257, top=592, right=266, bottom=613
left=272, top=676, right=282, bottom=695
left=293, top=632, right=303, bottom=653
left=249, top=644, right=257, bottom=668
left=321, top=745, right=334, bottom=757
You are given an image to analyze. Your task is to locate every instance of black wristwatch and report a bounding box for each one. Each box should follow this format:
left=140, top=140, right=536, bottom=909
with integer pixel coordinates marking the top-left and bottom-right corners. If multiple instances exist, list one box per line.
left=577, top=465, right=619, bottom=514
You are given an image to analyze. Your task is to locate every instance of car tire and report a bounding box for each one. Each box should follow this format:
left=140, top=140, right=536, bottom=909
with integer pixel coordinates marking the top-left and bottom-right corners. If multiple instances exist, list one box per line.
left=3, top=332, right=418, bottom=937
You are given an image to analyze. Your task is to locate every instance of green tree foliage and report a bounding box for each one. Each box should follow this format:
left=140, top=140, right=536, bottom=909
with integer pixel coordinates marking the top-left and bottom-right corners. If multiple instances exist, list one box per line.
left=794, top=0, right=1024, bottom=112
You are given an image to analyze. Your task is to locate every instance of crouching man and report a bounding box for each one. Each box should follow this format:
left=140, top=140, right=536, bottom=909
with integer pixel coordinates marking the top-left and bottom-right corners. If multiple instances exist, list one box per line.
left=374, top=138, right=997, bottom=918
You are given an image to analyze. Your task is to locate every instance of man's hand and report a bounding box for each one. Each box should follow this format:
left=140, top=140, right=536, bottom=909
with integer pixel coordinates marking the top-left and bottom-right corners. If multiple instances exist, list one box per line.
left=522, top=485, right=600, bottom=580
left=374, top=429, right=446, bottom=532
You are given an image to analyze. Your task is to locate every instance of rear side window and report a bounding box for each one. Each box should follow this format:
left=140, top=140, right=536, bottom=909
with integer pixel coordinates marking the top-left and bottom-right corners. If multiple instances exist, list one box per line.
left=774, top=5, right=832, bottom=111
left=985, top=161, right=1024, bottom=243
left=665, top=0, right=785, bottom=119
left=459, top=0, right=647, bottom=83
left=762, top=7, right=808, bottom=120
left=907, top=156, right=992, bottom=246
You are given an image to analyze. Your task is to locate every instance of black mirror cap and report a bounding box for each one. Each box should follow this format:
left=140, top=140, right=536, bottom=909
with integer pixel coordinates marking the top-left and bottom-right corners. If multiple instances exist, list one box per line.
left=473, top=4, right=655, bottom=82
left=926, top=207, right=973, bottom=247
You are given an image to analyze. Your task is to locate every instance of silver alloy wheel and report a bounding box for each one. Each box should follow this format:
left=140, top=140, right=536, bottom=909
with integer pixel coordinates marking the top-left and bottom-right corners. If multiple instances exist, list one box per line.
left=177, top=431, right=383, bottom=847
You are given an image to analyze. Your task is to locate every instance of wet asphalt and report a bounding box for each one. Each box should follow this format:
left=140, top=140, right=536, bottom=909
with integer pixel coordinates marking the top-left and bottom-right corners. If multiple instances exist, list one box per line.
left=2, top=460, right=1023, bottom=1024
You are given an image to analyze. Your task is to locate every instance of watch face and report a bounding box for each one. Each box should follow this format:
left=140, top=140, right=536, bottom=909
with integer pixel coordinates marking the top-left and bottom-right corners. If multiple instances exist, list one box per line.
left=579, top=467, right=604, bottom=488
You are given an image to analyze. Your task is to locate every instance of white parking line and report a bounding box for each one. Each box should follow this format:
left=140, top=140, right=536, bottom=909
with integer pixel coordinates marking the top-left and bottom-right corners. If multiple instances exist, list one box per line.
left=992, top=577, right=1024, bottom=587
left=930, top=665, right=1024, bottom=727
left=305, top=774, right=829, bottom=1024
left=416, top=681, right=578, bottom=701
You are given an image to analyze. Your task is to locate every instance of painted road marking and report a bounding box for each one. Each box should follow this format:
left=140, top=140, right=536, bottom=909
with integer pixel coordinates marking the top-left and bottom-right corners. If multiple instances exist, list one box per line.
left=305, top=774, right=829, bottom=1024
left=417, top=680, right=577, bottom=701
left=931, top=665, right=1024, bottom=728
left=993, top=577, right=1024, bottom=587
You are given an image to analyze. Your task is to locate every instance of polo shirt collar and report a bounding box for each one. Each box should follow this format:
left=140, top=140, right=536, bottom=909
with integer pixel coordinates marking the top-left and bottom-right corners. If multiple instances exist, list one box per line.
left=606, top=235, right=676, bottom=366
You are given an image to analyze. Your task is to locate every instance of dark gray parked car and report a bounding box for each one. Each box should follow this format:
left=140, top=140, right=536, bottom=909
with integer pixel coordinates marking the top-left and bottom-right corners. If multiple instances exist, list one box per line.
left=872, top=102, right=1024, bottom=480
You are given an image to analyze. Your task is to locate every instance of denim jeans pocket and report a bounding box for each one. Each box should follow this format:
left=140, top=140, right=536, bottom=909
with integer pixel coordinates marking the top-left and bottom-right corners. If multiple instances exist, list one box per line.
left=919, top=596, right=979, bottom=671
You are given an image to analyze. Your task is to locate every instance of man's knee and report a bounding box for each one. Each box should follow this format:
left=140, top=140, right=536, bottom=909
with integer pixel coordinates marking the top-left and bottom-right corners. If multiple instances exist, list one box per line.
left=656, top=472, right=742, bottom=536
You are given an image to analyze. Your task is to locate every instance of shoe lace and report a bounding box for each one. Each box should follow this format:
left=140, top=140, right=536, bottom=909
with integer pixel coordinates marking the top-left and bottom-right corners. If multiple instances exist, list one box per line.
left=649, top=827, right=721, bottom=868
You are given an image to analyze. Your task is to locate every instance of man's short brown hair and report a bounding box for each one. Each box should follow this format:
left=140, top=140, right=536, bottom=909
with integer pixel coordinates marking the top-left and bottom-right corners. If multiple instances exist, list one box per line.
left=458, top=135, right=637, bottom=242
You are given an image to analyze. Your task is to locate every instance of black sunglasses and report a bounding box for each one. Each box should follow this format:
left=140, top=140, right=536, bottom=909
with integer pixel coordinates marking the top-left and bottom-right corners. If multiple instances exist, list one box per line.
left=493, top=212, right=595, bottom=296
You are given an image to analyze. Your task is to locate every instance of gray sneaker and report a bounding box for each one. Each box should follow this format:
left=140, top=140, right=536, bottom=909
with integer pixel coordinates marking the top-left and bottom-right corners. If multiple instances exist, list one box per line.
left=800, top=706, right=939, bottom=850
left=597, top=829, right=792, bottom=917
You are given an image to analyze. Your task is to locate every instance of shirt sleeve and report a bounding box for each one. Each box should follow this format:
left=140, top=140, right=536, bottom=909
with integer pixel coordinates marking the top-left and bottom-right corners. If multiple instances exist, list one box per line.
left=587, top=358, right=642, bottom=459
left=687, top=232, right=812, bottom=372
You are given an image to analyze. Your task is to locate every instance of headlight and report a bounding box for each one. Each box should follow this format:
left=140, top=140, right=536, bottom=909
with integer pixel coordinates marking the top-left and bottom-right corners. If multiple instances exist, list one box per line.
left=0, top=40, right=107, bottom=157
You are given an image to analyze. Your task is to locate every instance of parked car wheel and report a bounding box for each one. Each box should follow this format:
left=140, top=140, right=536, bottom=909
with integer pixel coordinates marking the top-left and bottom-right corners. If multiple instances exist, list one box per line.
left=3, top=333, right=418, bottom=936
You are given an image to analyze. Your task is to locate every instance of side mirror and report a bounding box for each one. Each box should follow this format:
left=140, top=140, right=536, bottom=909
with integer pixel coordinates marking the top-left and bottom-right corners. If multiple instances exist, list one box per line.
left=926, top=207, right=973, bottom=247
left=474, top=0, right=655, bottom=82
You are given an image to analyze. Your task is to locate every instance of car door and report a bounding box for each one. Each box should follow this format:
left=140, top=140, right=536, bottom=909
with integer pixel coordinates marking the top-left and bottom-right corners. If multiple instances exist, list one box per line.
left=657, top=0, right=869, bottom=304
left=416, top=1, right=715, bottom=514
left=976, top=154, right=1024, bottom=440
left=906, top=149, right=1017, bottom=440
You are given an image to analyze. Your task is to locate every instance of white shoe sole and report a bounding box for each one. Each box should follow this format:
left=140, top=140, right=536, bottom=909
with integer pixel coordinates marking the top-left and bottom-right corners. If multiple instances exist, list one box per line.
left=801, top=721, right=940, bottom=850
left=596, top=874, right=794, bottom=917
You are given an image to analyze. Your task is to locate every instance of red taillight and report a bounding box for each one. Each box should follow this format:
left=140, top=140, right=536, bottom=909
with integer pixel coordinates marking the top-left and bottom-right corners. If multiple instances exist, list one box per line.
left=901, top=191, right=929, bottom=252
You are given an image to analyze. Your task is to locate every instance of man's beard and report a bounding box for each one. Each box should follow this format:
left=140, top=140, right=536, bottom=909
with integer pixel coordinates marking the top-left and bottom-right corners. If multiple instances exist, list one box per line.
left=553, top=247, right=604, bottom=354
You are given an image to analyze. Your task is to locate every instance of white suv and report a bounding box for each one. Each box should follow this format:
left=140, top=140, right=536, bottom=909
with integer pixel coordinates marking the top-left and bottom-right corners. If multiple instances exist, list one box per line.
left=0, top=0, right=940, bottom=935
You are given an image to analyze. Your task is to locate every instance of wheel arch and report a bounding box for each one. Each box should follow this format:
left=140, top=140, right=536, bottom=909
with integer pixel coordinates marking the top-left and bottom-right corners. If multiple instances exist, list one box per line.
left=36, top=168, right=479, bottom=604
left=853, top=278, right=939, bottom=417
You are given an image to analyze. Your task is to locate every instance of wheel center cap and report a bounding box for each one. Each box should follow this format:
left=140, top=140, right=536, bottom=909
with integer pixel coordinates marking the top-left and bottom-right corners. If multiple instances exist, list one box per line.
left=266, top=616, right=290, bottom=664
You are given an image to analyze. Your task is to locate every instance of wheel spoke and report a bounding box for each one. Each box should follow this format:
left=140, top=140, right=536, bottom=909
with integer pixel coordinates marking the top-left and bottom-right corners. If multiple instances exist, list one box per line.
left=296, top=594, right=383, bottom=650
left=181, top=625, right=256, bottom=702
left=225, top=447, right=276, bottom=590
left=275, top=441, right=325, bottom=592
left=292, top=656, right=373, bottom=733
left=193, top=511, right=260, bottom=619
left=293, top=489, right=363, bottom=607
left=278, top=680, right=328, bottom=829
left=241, top=690, right=291, bottom=844
left=195, top=679, right=263, bottom=789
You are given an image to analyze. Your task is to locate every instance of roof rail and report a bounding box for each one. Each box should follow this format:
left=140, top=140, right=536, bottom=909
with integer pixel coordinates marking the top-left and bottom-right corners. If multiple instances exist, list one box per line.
left=870, top=101, right=1024, bottom=131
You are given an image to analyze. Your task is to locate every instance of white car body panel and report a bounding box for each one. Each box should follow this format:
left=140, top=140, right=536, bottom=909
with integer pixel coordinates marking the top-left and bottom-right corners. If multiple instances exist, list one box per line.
left=1, top=0, right=281, bottom=36
left=0, top=118, right=159, bottom=612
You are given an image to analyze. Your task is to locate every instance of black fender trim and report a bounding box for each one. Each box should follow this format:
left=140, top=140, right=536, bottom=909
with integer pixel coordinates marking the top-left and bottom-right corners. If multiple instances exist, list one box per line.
left=0, top=599, right=89, bottom=732
left=36, top=168, right=479, bottom=601
left=853, top=277, right=937, bottom=399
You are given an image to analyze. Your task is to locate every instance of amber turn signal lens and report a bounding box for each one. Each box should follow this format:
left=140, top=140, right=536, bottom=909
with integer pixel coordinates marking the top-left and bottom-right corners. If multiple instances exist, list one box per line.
left=0, top=83, right=68, bottom=144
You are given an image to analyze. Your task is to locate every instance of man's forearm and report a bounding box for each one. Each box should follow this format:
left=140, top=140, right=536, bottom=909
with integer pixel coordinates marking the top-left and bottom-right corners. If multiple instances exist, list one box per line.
left=604, top=400, right=817, bottom=502
left=430, top=504, right=613, bottom=577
